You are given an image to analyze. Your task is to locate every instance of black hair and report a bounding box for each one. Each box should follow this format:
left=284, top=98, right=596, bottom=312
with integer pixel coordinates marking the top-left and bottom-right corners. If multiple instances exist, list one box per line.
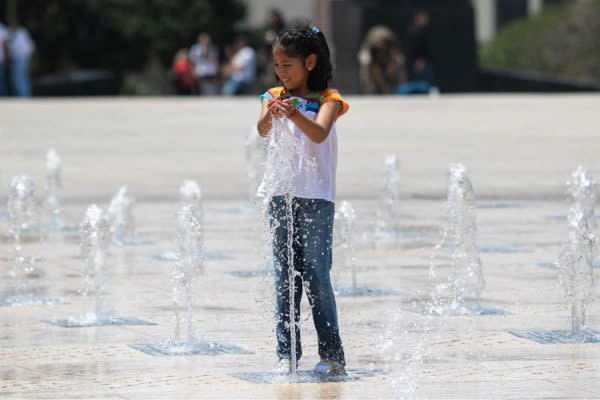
left=273, top=22, right=333, bottom=91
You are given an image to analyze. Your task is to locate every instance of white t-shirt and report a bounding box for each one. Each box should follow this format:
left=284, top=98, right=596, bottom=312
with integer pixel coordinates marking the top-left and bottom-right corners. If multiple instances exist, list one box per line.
left=257, top=88, right=349, bottom=203
left=0, top=24, right=7, bottom=64
left=232, top=46, right=255, bottom=83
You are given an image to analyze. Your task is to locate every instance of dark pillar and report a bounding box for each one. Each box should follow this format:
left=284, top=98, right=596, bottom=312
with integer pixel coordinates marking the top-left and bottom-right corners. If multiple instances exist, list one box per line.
left=330, top=0, right=362, bottom=94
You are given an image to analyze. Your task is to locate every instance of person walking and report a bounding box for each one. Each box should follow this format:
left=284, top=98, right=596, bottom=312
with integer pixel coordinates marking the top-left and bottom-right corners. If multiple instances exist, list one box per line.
left=8, top=25, right=35, bottom=97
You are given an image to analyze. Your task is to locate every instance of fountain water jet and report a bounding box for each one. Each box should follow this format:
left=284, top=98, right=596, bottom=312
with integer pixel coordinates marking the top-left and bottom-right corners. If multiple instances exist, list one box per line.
left=152, top=180, right=229, bottom=262
left=568, top=166, right=597, bottom=237
left=333, top=200, right=399, bottom=297
left=179, top=179, right=203, bottom=216
left=560, top=166, right=597, bottom=333
left=79, top=205, right=111, bottom=321
left=375, top=155, right=402, bottom=236
left=511, top=167, right=600, bottom=343
left=1, top=176, right=59, bottom=306
left=425, top=164, right=502, bottom=316
left=334, top=201, right=357, bottom=292
left=244, top=125, right=266, bottom=207
left=538, top=166, right=600, bottom=270
left=558, top=209, right=596, bottom=334
left=107, top=185, right=149, bottom=245
left=107, top=185, right=135, bottom=244
left=130, top=205, right=246, bottom=355
left=369, top=155, right=429, bottom=244
left=381, top=312, right=438, bottom=400
left=512, top=207, right=600, bottom=343
left=45, top=148, right=64, bottom=231
left=171, top=205, right=204, bottom=344
left=50, top=205, right=153, bottom=326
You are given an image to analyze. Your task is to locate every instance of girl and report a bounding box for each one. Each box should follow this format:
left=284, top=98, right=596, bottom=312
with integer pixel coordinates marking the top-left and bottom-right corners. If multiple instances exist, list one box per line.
left=256, top=23, right=349, bottom=376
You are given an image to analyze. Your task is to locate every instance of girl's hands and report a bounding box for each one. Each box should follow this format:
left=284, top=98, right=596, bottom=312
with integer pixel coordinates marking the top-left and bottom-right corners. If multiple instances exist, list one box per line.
left=268, top=99, right=297, bottom=119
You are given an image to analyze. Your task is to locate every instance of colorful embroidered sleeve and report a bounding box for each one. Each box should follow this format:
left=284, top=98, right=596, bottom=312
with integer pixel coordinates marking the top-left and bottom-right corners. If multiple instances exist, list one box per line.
left=320, top=88, right=349, bottom=119
left=259, top=86, right=285, bottom=102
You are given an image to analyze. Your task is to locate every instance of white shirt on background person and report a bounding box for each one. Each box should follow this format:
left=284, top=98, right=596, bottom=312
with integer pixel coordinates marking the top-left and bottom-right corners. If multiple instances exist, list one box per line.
left=0, top=23, right=8, bottom=64
left=231, top=46, right=256, bottom=83
left=8, top=27, right=35, bottom=60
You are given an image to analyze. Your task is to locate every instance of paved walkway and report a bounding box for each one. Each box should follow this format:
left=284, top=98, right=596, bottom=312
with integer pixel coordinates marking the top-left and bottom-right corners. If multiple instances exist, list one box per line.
left=1, top=95, right=599, bottom=399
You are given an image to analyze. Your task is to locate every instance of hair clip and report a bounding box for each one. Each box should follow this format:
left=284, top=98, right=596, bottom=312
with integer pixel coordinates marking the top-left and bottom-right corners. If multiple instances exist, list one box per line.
left=311, top=26, right=320, bottom=35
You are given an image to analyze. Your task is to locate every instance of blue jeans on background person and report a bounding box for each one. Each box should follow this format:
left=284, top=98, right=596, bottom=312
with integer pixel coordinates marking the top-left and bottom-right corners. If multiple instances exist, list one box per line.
left=268, top=195, right=346, bottom=366
left=11, top=58, right=31, bottom=97
left=0, top=63, right=6, bottom=96
left=397, top=62, right=435, bottom=95
left=221, top=77, right=247, bottom=96
left=396, top=80, right=431, bottom=95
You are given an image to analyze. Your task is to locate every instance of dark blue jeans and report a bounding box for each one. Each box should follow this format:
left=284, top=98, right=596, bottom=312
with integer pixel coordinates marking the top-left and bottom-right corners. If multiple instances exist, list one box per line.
left=268, top=195, right=345, bottom=365
left=11, top=58, right=31, bottom=97
left=0, top=64, right=6, bottom=96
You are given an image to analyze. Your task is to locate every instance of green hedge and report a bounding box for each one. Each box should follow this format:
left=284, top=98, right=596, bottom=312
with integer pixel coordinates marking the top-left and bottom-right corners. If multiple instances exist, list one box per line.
left=480, top=1, right=600, bottom=83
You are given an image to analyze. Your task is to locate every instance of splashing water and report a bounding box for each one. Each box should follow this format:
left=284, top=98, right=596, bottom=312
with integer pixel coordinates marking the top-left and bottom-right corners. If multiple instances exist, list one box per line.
left=260, top=115, right=317, bottom=380
left=333, top=200, right=358, bottom=292
left=6, top=176, right=39, bottom=300
left=557, top=168, right=597, bottom=333
left=568, top=166, right=597, bottom=234
left=375, top=155, right=402, bottom=235
left=179, top=179, right=203, bottom=216
left=429, top=164, right=485, bottom=315
left=245, top=125, right=267, bottom=205
left=107, top=185, right=136, bottom=245
left=260, top=117, right=316, bottom=203
left=8, top=175, right=38, bottom=234
left=79, top=205, right=112, bottom=321
left=381, top=311, right=438, bottom=399
left=171, top=205, right=204, bottom=344
left=45, top=148, right=64, bottom=230
left=128, top=203, right=246, bottom=354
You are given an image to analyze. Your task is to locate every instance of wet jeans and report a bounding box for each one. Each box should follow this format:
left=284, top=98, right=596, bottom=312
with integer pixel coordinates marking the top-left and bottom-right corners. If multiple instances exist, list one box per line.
left=268, top=195, right=345, bottom=365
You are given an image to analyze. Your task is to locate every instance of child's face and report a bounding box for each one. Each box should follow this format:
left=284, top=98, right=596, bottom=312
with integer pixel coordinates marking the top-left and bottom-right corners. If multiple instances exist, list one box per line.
left=273, top=46, right=315, bottom=92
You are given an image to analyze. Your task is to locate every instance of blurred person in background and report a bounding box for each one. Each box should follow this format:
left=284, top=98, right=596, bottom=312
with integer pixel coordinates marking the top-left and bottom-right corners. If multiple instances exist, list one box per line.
left=189, top=33, right=219, bottom=95
left=7, top=24, right=35, bottom=97
left=0, top=22, right=8, bottom=97
left=221, top=35, right=256, bottom=96
left=0, top=22, right=7, bottom=96
left=399, top=8, right=435, bottom=94
left=358, top=26, right=406, bottom=94
left=172, top=48, right=195, bottom=95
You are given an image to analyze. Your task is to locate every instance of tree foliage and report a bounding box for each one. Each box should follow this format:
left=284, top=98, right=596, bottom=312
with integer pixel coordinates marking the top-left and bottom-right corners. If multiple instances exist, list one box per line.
left=10, top=0, right=245, bottom=75
left=480, top=1, right=600, bottom=83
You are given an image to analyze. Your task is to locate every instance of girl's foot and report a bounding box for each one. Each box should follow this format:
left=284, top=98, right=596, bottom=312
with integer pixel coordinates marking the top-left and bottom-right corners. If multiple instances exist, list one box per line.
left=275, top=358, right=297, bottom=374
left=313, top=359, right=346, bottom=375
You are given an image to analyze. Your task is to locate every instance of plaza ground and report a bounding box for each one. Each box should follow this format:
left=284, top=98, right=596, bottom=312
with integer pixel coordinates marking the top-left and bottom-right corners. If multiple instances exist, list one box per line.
left=1, top=94, right=599, bottom=399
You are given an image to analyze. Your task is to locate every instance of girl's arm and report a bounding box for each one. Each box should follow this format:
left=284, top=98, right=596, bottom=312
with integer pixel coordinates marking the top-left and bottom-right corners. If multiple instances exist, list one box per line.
left=257, top=98, right=273, bottom=137
left=277, top=100, right=341, bottom=144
